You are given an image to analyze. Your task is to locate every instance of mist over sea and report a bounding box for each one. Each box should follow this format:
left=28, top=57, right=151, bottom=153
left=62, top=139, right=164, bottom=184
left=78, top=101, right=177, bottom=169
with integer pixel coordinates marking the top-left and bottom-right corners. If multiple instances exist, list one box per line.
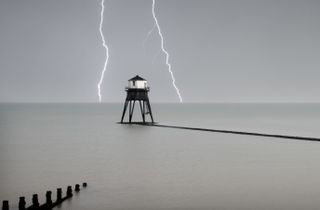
left=1, top=103, right=320, bottom=210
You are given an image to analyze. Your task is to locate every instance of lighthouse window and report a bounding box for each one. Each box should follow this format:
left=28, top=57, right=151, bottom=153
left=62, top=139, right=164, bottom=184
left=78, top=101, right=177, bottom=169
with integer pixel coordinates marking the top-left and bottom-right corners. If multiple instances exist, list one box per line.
left=133, top=81, right=135, bottom=86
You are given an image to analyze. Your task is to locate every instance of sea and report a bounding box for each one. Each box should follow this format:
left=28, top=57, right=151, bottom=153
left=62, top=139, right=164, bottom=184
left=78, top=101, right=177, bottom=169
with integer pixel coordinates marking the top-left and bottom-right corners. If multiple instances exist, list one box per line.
left=1, top=103, right=320, bottom=210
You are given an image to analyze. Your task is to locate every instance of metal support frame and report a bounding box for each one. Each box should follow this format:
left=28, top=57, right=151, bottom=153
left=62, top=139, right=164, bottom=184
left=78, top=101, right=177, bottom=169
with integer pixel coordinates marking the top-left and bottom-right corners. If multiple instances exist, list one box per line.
left=120, top=99, right=154, bottom=124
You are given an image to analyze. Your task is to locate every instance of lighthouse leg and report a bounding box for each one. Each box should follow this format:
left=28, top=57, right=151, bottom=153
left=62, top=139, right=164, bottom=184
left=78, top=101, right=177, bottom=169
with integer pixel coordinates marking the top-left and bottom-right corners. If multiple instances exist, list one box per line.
left=139, top=100, right=145, bottom=123
left=146, top=99, right=154, bottom=123
left=120, top=100, right=129, bottom=123
left=129, top=100, right=136, bottom=123
left=128, top=101, right=132, bottom=122
left=143, top=101, right=147, bottom=121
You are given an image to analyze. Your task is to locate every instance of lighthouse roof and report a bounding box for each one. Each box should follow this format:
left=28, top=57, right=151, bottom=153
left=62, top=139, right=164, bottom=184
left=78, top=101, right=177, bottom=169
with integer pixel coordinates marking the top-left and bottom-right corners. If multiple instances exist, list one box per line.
left=128, top=75, right=146, bottom=81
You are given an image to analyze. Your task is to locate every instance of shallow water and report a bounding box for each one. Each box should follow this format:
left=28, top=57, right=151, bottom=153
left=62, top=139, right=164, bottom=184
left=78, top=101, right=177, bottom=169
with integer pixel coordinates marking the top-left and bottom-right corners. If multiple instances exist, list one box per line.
left=1, top=103, right=320, bottom=210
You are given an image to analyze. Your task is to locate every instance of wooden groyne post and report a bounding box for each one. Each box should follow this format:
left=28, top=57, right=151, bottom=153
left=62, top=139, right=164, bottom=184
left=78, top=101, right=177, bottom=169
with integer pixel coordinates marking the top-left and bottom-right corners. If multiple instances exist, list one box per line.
left=2, top=182, right=87, bottom=210
left=19, top=197, right=26, bottom=210
left=2, top=200, right=9, bottom=210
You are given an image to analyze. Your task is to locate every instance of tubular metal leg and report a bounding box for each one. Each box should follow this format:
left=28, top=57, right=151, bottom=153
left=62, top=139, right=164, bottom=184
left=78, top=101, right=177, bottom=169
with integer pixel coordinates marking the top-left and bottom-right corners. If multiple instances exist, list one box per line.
left=139, top=100, right=145, bottom=123
left=146, top=99, right=154, bottom=123
left=129, top=100, right=136, bottom=123
left=120, top=100, right=129, bottom=123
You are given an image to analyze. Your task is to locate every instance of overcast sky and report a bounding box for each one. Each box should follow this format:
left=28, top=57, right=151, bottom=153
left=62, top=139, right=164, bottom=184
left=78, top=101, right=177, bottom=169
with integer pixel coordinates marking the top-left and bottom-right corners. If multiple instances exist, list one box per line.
left=1, top=0, right=320, bottom=103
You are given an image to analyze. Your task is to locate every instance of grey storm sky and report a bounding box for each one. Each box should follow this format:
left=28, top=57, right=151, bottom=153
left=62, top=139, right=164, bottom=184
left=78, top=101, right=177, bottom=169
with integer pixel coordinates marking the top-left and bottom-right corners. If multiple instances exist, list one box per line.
left=0, top=0, right=320, bottom=103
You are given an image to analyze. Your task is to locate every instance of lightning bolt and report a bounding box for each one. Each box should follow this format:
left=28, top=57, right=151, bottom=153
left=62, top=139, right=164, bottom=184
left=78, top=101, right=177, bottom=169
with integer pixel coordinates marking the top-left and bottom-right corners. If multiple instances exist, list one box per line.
left=151, top=0, right=183, bottom=103
left=143, top=24, right=156, bottom=48
left=97, top=0, right=109, bottom=103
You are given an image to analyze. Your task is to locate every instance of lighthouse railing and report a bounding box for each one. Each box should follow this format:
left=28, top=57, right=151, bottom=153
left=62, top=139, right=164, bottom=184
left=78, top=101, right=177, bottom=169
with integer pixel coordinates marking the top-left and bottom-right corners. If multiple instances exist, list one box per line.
left=125, top=87, right=150, bottom=91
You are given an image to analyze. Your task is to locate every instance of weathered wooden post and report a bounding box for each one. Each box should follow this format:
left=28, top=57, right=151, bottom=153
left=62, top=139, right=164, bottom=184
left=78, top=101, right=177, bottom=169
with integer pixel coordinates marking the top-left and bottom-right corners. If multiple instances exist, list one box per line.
left=75, top=184, right=80, bottom=192
left=18, top=197, right=26, bottom=210
left=56, top=188, right=62, bottom=203
left=66, top=186, right=73, bottom=198
left=45, top=191, right=52, bottom=206
left=32, top=194, right=39, bottom=209
left=2, top=200, right=9, bottom=210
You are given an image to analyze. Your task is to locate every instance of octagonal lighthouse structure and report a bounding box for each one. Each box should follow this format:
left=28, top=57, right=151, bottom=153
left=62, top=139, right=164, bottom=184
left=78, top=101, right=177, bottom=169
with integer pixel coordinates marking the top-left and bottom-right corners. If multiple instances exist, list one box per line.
left=120, top=75, right=154, bottom=124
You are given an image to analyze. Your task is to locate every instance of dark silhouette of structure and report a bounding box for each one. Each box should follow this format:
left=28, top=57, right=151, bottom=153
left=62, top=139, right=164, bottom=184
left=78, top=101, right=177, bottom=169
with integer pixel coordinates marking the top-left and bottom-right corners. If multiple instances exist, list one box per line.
left=2, top=182, right=87, bottom=210
left=131, top=123, right=320, bottom=142
left=120, top=75, right=154, bottom=124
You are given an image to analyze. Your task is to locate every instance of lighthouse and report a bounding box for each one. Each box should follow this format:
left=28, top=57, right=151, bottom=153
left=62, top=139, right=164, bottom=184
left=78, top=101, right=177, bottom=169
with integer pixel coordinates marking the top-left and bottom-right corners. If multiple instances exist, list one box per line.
left=120, top=75, right=154, bottom=124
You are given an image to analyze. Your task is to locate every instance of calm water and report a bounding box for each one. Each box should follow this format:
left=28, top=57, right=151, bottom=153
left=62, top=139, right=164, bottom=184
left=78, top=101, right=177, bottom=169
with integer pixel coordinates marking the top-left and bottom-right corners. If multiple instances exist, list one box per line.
left=1, top=103, right=320, bottom=210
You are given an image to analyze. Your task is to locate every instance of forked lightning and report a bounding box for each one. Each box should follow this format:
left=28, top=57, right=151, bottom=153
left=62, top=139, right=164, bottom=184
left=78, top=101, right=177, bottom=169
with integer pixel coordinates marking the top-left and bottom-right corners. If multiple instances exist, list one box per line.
left=97, top=0, right=109, bottom=103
